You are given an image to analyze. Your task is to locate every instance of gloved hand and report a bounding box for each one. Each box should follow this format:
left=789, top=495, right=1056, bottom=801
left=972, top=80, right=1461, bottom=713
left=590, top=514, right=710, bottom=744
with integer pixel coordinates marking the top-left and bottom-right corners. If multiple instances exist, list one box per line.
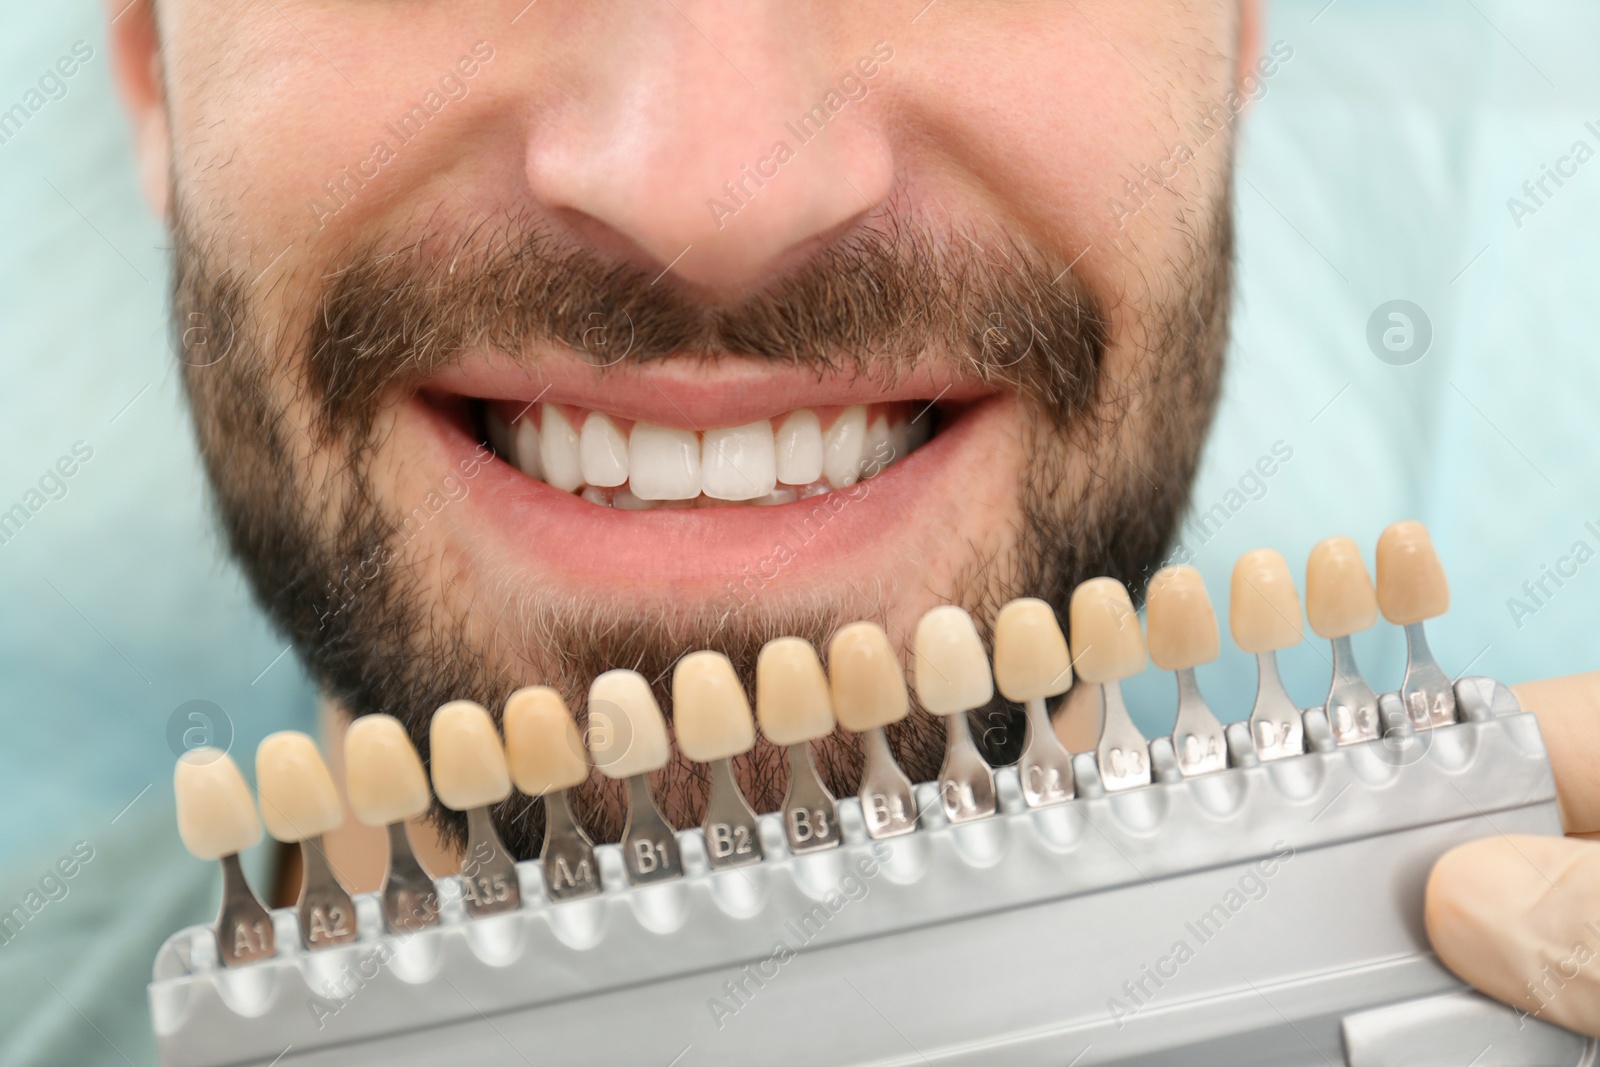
left=1426, top=671, right=1600, bottom=1036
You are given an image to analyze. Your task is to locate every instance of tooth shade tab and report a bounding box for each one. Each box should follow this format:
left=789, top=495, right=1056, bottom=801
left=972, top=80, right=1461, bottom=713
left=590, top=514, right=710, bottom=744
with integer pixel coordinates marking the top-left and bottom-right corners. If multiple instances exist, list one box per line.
left=255, top=732, right=342, bottom=843
left=1307, top=536, right=1379, bottom=639
left=1068, top=578, right=1147, bottom=684
left=913, top=605, right=995, bottom=715
left=344, top=715, right=431, bottom=827
left=1377, top=520, right=1450, bottom=625
left=774, top=410, right=824, bottom=485
left=993, top=598, right=1073, bottom=702
left=429, top=700, right=512, bottom=811
left=827, top=621, right=910, bottom=732
left=673, top=651, right=757, bottom=761
left=1145, top=565, right=1221, bottom=671
left=587, top=669, right=672, bottom=778
left=702, top=422, right=777, bottom=500
left=175, top=749, right=261, bottom=860
left=628, top=422, right=702, bottom=500
left=1229, top=548, right=1305, bottom=654
left=757, top=637, right=836, bottom=744
left=539, top=403, right=583, bottom=492
left=579, top=412, right=629, bottom=487
left=503, top=686, right=589, bottom=796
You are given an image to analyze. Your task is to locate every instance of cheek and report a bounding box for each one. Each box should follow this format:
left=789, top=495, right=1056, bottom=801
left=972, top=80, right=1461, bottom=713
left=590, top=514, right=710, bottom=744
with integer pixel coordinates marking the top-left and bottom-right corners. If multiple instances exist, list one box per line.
left=885, top=4, right=1234, bottom=295
left=161, top=5, right=508, bottom=249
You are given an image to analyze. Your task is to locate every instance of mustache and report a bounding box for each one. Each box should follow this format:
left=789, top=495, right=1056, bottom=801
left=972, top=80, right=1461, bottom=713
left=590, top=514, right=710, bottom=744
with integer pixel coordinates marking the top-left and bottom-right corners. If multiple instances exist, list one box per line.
left=300, top=213, right=1108, bottom=440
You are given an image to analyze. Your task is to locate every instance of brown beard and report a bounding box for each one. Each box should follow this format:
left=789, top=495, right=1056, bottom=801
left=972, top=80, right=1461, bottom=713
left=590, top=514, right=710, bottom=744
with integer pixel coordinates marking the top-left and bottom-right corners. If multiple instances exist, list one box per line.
left=170, top=199, right=1231, bottom=857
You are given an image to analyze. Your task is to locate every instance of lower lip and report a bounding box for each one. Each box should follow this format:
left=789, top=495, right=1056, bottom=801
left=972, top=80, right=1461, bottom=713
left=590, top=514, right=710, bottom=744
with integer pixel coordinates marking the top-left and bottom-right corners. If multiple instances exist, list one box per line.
left=409, top=394, right=998, bottom=595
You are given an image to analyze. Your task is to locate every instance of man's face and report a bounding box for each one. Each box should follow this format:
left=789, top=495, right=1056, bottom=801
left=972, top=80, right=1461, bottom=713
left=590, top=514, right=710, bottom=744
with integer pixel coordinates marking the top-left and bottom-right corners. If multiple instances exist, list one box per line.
left=113, top=0, right=1253, bottom=850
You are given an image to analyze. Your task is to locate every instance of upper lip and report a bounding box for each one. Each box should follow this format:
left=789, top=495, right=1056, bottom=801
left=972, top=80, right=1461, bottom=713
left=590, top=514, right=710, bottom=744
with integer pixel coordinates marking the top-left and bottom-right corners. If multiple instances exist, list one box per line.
left=424, top=351, right=999, bottom=429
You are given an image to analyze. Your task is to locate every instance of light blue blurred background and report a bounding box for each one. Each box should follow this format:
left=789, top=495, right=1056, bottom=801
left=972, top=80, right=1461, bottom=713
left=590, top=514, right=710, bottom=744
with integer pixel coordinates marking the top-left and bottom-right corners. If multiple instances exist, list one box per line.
left=0, top=1, right=1596, bottom=1063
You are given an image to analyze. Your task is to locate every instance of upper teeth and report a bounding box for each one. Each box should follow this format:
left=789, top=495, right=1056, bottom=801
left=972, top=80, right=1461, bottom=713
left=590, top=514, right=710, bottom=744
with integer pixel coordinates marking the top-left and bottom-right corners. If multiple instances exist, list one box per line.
left=485, top=403, right=929, bottom=507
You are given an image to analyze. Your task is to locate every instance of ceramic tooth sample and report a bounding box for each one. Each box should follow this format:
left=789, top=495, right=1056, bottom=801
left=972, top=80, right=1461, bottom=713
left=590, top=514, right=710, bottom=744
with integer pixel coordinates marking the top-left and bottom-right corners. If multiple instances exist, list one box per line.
left=674, top=652, right=764, bottom=868
left=256, top=732, right=357, bottom=949
left=503, top=687, right=600, bottom=900
left=429, top=701, right=521, bottom=917
left=1377, top=520, right=1456, bottom=729
left=1306, top=537, right=1382, bottom=744
left=829, top=622, right=918, bottom=838
left=1230, top=549, right=1307, bottom=760
left=175, top=748, right=275, bottom=966
left=756, top=638, right=840, bottom=853
left=913, top=606, right=997, bottom=823
left=1146, top=566, right=1228, bottom=776
left=993, top=598, right=1076, bottom=806
left=344, top=715, right=440, bottom=931
left=587, top=670, right=681, bottom=883
left=1069, top=578, right=1152, bottom=790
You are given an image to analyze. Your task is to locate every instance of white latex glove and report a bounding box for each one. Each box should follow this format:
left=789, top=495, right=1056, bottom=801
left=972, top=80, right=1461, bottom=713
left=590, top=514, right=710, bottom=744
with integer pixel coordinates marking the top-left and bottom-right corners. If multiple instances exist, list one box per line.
left=1426, top=671, right=1600, bottom=1036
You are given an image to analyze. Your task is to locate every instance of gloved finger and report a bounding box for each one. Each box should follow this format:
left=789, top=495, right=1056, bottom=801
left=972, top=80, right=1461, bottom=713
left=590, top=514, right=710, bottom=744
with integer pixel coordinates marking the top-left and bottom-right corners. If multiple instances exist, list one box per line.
left=1426, top=834, right=1600, bottom=1037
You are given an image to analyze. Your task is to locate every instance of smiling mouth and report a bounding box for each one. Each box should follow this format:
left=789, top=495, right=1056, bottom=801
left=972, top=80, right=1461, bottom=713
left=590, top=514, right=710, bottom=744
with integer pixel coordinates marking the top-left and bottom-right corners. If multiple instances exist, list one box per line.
left=462, top=398, right=944, bottom=511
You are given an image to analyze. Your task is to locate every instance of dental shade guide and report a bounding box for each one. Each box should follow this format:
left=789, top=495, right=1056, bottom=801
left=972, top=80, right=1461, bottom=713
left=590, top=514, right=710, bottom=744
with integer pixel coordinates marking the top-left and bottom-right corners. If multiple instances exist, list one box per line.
left=913, top=605, right=998, bottom=823
left=344, top=714, right=440, bottom=931
left=154, top=529, right=1583, bottom=1067
left=1145, top=565, right=1229, bottom=776
left=756, top=637, right=841, bottom=853
left=828, top=621, right=919, bottom=839
left=588, top=669, right=682, bottom=884
left=256, top=732, right=357, bottom=950
left=1379, top=519, right=1458, bottom=729
left=174, top=749, right=275, bottom=967
left=502, top=687, right=600, bottom=900
left=429, top=701, right=521, bottom=917
left=1231, top=548, right=1308, bottom=761
left=992, top=597, right=1076, bottom=806
left=1307, top=537, right=1383, bottom=744
left=674, top=651, right=764, bottom=869
left=1070, top=577, right=1153, bottom=791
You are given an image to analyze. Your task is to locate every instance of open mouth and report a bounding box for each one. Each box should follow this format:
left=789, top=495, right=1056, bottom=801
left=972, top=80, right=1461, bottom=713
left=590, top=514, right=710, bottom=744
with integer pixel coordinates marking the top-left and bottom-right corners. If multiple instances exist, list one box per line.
left=469, top=399, right=939, bottom=510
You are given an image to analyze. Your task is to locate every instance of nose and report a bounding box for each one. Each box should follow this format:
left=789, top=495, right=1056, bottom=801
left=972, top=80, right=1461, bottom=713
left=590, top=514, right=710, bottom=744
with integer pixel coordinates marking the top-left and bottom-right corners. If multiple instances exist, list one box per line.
left=524, top=3, right=894, bottom=293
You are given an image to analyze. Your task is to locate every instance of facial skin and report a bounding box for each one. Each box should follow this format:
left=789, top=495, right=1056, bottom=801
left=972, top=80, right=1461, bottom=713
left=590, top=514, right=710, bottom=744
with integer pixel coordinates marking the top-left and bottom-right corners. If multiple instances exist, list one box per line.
left=111, top=0, right=1258, bottom=855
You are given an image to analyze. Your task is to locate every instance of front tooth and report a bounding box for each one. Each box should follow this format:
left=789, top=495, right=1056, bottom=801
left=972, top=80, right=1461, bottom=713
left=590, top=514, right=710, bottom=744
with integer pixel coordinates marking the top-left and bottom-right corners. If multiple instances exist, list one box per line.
left=775, top=410, right=824, bottom=485
left=862, top=413, right=894, bottom=478
left=702, top=421, right=777, bottom=501
left=822, top=406, right=867, bottom=488
left=540, top=404, right=583, bottom=492
left=580, top=412, right=629, bottom=487
left=628, top=422, right=701, bottom=500
left=513, top=415, right=542, bottom=480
